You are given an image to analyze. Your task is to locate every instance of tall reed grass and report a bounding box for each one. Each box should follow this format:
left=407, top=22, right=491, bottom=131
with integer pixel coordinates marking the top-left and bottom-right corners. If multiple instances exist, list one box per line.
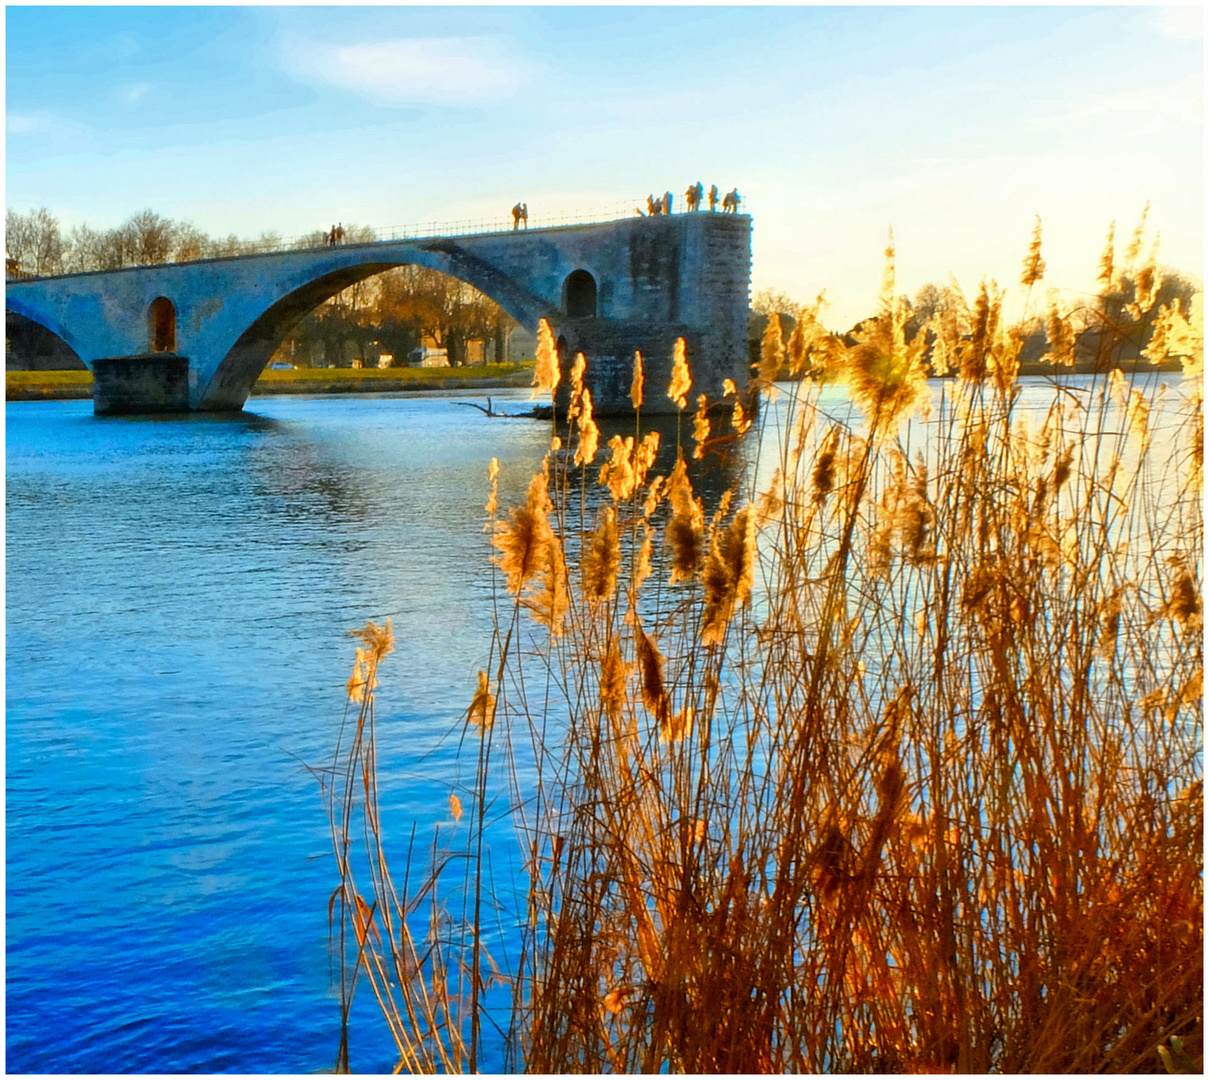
left=325, top=219, right=1202, bottom=1073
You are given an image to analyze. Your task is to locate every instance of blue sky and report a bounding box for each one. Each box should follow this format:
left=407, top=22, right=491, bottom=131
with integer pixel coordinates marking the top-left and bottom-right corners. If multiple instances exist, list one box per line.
left=5, top=4, right=1203, bottom=327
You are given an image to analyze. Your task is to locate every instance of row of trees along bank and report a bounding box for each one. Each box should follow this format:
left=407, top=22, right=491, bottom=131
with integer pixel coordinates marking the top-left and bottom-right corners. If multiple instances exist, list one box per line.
left=5, top=206, right=528, bottom=370
left=749, top=239, right=1201, bottom=377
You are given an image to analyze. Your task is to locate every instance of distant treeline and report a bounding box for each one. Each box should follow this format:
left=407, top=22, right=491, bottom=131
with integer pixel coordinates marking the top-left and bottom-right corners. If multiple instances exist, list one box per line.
left=5, top=205, right=307, bottom=275
left=5, top=206, right=519, bottom=369
left=750, top=252, right=1201, bottom=375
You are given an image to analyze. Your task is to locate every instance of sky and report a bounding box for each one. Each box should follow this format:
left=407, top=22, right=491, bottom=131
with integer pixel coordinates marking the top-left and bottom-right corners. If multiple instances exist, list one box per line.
left=5, top=4, right=1204, bottom=329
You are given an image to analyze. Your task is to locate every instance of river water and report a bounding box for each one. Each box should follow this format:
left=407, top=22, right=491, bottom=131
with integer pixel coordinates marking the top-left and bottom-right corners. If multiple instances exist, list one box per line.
left=6, top=389, right=563, bottom=1073
left=6, top=373, right=1190, bottom=1072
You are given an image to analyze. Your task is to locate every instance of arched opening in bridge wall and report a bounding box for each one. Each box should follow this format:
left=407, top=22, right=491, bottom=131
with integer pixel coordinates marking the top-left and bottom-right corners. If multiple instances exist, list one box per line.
left=5, top=311, right=86, bottom=371
left=563, top=270, right=597, bottom=318
left=148, top=297, right=176, bottom=353
left=198, top=258, right=539, bottom=410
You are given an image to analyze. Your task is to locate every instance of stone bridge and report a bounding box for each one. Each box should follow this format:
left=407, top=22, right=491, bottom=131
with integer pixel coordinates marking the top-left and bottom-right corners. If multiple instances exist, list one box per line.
left=6, top=213, right=751, bottom=415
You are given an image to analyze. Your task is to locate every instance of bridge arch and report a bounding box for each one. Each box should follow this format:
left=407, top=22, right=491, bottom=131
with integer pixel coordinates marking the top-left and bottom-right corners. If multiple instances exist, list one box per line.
left=198, top=253, right=549, bottom=410
left=5, top=309, right=86, bottom=371
left=4, top=296, right=88, bottom=363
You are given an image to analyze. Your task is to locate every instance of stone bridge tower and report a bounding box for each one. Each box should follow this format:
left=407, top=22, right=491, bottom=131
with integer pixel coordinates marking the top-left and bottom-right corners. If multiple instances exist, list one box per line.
left=547, top=212, right=751, bottom=415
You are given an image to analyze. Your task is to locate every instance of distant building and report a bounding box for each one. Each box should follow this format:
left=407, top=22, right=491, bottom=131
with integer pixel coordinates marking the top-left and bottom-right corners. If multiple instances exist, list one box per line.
left=407, top=346, right=449, bottom=367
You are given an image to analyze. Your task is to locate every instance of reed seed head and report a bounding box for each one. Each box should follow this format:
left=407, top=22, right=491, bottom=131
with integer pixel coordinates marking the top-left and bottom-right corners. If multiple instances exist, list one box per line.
left=692, top=394, right=711, bottom=460
left=1021, top=215, right=1046, bottom=288
left=666, top=453, right=704, bottom=584
left=468, top=670, right=496, bottom=731
left=492, top=458, right=554, bottom=596
left=630, top=351, right=644, bottom=410
left=760, top=312, right=785, bottom=388
left=531, top=318, right=559, bottom=398
left=574, top=388, right=599, bottom=467
left=485, top=457, right=499, bottom=518
left=350, top=618, right=395, bottom=663
left=581, top=505, right=621, bottom=606
left=701, top=504, right=756, bottom=645
left=668, top=337, right=691, bottom=409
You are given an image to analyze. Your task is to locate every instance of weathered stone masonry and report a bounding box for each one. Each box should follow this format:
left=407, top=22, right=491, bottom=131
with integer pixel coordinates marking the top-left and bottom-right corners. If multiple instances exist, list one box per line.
left=6, top=213, right=751, bottom=415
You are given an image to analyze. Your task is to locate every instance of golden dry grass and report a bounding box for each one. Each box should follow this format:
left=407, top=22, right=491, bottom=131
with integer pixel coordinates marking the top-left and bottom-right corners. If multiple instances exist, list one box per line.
left=326, top=220, right=1203, bottom=1073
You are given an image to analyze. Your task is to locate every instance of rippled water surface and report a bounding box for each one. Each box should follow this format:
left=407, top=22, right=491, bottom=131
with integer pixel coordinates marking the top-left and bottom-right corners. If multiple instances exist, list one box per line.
left=6, top=390, right=553, bottom=1073
left=7, top=373, right=1187, bottom=1072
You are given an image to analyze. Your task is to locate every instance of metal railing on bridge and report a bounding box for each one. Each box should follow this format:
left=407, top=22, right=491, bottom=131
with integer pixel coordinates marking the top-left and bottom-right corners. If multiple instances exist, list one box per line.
left=273, top=197, right=743, bottom=251
left=6, top=196, right=751, bottom=277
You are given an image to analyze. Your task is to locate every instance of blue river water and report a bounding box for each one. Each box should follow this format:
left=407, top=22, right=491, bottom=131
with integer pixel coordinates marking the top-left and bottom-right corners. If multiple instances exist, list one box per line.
left=7, top=372, right=1186, bottom=1072
left=6, top=389, right=559, bottom=1073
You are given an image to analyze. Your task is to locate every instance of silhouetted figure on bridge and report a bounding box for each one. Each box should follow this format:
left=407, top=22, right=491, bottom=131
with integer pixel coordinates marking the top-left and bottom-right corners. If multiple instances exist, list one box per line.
left=663, top=191, right=673, bottom=215
left=647, top=195, right=661, bottom=216
left=328, top=225, right=337, bottom=247
left=512, top=203, right=523, bottom=230
left=335, top=223, right=345, bottom=244
left=708, top=184, right=719, bottom=212
left=685, top=181, right=703, bottom=211
left=722, top=189, right=741, bottom=213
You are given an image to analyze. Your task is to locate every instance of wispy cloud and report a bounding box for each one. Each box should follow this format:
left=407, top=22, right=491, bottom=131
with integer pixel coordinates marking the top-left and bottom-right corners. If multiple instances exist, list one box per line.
left=119, top=82, right=152, bottom=106
left=282, top=36, right=521, bottom=106
left=1027, top=73, right=1202, bottom=131
left=7, top=112, right=51, bottom=135
left=1151, top=6, right=1202, bottom=42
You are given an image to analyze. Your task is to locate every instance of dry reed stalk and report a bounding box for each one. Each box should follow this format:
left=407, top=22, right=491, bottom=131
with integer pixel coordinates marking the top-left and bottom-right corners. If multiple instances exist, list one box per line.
left=325, top=225, right=1203, bottom=1074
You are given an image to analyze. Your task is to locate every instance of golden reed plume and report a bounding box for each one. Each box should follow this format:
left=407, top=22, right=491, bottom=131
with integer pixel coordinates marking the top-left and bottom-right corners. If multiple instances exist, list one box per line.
left=668, top=338, right=691, bottom=409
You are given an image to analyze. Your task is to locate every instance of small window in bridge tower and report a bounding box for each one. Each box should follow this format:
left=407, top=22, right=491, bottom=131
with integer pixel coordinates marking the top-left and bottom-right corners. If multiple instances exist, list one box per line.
left=149, top=297, right=177, bottom=353
left=564, top=270, right=597, bottom=319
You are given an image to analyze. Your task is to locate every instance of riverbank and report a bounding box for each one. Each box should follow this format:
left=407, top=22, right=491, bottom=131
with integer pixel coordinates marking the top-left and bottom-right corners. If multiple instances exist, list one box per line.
left=6, top=362, right=536, bottom=402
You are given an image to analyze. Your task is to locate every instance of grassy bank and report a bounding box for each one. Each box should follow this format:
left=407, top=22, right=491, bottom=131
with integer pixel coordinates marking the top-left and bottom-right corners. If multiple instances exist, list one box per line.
left=249, top=362, right=534, bottom=395
left=6, top=369, right=94, bottom=400
left=6, top=362, right=536, bottom=402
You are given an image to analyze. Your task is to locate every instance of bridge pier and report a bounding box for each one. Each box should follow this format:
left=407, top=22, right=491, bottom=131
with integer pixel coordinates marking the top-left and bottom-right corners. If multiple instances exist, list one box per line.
left=552, top=321, right=704, bottom=417
left=92, top=354, right=192, bottom=415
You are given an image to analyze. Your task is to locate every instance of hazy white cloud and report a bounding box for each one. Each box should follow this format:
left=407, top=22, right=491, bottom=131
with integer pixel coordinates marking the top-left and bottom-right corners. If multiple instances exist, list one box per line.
left=7, top=112, right=49, bottom=135
left=1037, top=73, right=1203, bottom=128
left=282, top=36, right=520, bottom=106
left=1151, top=6, right=1203, bottom=42
left=119, top=82, right=152, bottom=106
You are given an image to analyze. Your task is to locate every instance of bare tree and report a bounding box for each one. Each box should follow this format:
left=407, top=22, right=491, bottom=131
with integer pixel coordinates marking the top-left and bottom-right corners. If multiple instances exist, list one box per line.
left=6, top=207, right=65, bottom=275
left=63, top=223, right=107, bottom=273
left=122, top=209, right=177, bottom=265
left=752, top=286, right=797, bottom=316
left=173, top=222, right=209, bottom=263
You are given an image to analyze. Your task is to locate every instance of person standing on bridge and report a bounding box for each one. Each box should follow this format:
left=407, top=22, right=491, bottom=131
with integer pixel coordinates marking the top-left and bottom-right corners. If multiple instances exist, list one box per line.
left=512, top=203, right=523, bottom=230
left=663, top=191, right=673, bottom=215
left=335, top=223, right=346, bottom=244
left=328, top=224, right=337, bottom=247
left=708, top=184, right=720, bottom=212
left=521, top=203, right=528, bottom=228
left=723, top=189, right=741, bottom=213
